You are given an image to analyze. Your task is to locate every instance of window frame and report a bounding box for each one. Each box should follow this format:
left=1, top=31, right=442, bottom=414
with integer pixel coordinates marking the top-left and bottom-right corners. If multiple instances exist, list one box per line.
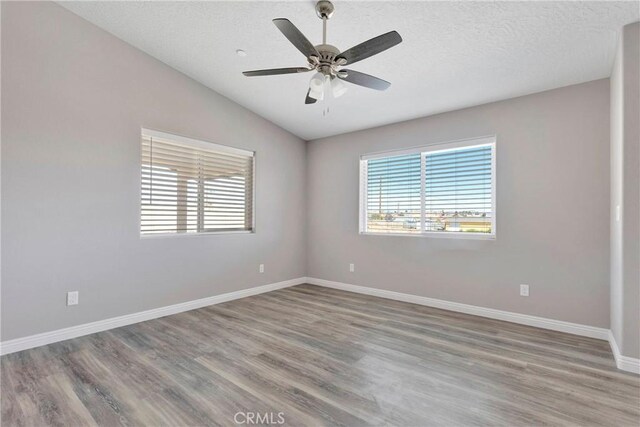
left=140, top=128, right=256, bottom=238
left=359, top=135, right=496, bottom=240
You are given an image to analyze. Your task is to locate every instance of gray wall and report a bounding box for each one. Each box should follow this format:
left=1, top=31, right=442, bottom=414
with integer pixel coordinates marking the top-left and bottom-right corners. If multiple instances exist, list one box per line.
left=307, top=79, right=611, bottom=328
left=0, top=1, right=626, bottom=344
left=610, top=22, right=640, bottom=359
left=1, top=1, right=306, bottom=341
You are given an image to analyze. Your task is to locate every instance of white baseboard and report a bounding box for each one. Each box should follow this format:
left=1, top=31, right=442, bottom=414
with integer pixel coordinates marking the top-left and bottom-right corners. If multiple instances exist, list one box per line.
left=307, top=278, right=640, bottom=374
left=5, top=277, right=638, bottom=375
left=608, top=330, right=640, bottom=374
left=0, top=277, right=306, bottom=356
left=306, top=277, right=610, bottom=340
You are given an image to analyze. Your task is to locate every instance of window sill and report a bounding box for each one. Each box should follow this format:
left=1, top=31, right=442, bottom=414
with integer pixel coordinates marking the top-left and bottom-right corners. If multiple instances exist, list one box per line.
left=141, top=230, right=255, bottom=239
left=359, top=231, right=496, bottom=240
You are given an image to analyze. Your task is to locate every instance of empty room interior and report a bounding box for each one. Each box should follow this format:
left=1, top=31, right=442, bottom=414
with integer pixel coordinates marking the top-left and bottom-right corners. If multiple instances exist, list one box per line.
left=1, top=1, right=640, bottom=426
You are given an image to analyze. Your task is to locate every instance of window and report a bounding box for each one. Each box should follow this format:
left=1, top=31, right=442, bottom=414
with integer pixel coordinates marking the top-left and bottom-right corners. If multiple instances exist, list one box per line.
left=359, top=136, right=495, bottom=238
left=141, top=129, right=254, bottom=236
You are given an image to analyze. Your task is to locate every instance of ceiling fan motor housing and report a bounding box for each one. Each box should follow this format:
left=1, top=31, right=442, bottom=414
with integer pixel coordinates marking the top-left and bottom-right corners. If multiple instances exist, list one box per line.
left=316, top=43, right=338, bottom=62
left=308, top=44, right=345, bottom=77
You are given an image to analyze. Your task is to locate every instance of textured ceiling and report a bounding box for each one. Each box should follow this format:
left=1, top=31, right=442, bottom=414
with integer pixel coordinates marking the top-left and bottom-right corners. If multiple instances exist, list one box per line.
left=59, top=1, right=639, bottom=140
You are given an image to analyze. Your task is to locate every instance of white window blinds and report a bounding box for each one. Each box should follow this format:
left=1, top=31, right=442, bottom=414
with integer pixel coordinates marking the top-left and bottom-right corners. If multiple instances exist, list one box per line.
left=360, top=137, right=495, bottom=237
left=364, top=153, right=422, bottom=234
left=141, top=130, right=254, bottom=235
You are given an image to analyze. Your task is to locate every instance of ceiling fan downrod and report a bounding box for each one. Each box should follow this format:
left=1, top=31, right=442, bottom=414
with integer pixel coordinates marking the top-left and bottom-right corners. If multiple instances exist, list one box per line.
left=315, top=0, right=334, bottom=45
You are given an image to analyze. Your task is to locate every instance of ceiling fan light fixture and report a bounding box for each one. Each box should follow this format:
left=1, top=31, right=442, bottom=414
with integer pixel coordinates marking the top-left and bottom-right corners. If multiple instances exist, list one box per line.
left=309, top=88, right=324, bottom=101
left=309, top=72, right=325, bottom=93
left=331, top=77, right=348, bottom=98
left=323, top=74, right=332, bottom=94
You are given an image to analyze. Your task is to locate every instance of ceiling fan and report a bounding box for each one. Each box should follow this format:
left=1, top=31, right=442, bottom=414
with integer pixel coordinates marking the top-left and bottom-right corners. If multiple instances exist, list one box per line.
left=242, top=0, right=402, bottom=104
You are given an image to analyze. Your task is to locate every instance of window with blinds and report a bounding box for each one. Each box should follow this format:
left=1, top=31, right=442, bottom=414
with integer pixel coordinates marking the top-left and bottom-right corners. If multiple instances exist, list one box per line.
left=359, top=137, right=495, bottom=237
left=141, top=130, right=254, bottom=235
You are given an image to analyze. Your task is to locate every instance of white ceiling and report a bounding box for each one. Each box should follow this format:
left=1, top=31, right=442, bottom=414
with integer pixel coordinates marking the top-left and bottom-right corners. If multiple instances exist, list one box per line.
left=59, top=1, right=638, bottom=140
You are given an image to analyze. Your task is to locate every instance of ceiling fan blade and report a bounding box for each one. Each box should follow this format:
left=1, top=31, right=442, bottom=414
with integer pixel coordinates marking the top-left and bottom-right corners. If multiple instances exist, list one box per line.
left=273, top=18, right=320, bottom=59
left=339, top=69, right=391, bottom=91
left=336, top=31, right=402, bottom=65
left=243, top=67, right=311, bottom=77
left=305, top=89, right=317, bottom=104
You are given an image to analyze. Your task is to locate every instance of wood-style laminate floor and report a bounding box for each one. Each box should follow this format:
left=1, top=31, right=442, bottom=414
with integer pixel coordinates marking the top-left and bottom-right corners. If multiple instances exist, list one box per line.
left=2, top=284, right=639, bottom=426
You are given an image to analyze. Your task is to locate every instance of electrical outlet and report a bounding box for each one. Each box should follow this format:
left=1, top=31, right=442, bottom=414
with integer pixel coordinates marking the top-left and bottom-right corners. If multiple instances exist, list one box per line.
left=67, top=291, right=79, bottom=306
left=259, top=264, right=264, bottom=273
left=349, top=263, right=355, bottom=273
left=520, top=284, right=529, bottom=297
